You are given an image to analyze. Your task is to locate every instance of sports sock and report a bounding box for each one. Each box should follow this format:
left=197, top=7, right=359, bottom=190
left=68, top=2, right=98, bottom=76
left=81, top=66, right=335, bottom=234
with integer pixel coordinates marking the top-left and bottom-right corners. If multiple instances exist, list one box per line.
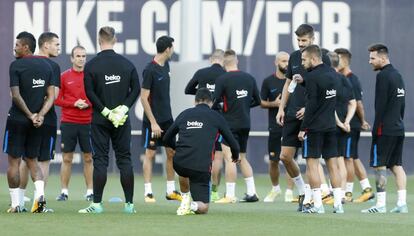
left=244, top=177, right=256, bottom=196
left=312, top=188, right=322, bottom=208
left=144, top=183, right=152, bottom=195
left=86, top=189, right=93, bottom=195
left=292, top=175, right=305, bottom=195
left=397, top=190, right=407, bottom=207
left=333, top=188, right=342, bottom=208
left=62, top=188, right=69, bottom=195
left=360, top=178, right=371, bottom=190
left=272, top=185, right=281, bottom=192
left=34, top=180, right=45, bottom=199
left=346, top=182, right=354, bottom=193
left=166, top=181, right=176, bottom=194
left=9, top=188, right=19, bottom=208
left=303, top=184, right=312, bottom=204
left=376, top=192, right=386, bottom=207
left=18, top=188, right=25, bottom=207
left=226, top=182, right=236, bottom=198
left=190, top=201, right=198, bottom=211
left=320, top=184, right=330, bottom=194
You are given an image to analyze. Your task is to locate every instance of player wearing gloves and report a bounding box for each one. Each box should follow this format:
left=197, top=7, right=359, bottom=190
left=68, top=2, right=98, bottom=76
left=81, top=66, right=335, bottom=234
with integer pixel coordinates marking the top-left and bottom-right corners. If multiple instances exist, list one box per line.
left=79, top=26, right=140, bottom=214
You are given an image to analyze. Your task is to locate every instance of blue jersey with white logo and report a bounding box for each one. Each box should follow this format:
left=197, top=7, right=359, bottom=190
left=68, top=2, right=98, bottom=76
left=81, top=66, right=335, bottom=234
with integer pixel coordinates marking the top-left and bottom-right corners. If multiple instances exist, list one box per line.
left=142, top=60, right=172, bottom=123
left=8, top=56, right=53, bottom=123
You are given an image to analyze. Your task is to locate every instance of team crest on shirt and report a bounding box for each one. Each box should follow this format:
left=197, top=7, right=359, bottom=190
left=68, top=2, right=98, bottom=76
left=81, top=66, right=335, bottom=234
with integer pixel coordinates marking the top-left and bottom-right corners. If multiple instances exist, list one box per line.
left=186, top=121, right=203, bottom=129
left=32, top=78, right=45, bottom=88
left=236, top=89, right=248, bottom=98
left=397, top=88, right=405, bottom=97
left=105, top=75, right=121, bottom=84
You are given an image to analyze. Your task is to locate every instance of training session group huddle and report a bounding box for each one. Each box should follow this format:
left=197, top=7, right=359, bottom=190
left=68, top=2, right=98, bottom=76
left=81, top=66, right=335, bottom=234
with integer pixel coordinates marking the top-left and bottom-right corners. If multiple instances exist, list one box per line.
left=3, top=23, right=407, bottom=215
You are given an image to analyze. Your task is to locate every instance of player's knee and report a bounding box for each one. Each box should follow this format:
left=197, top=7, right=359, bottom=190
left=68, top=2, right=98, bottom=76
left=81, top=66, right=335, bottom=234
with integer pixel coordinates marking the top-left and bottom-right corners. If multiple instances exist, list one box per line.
left=116, top=157, right=132, bottom=170
left=279, top=153, right=291, bottom=163
left=63, top=156, right=73, bottom=164
left=83, top=155, right=93, bottom=164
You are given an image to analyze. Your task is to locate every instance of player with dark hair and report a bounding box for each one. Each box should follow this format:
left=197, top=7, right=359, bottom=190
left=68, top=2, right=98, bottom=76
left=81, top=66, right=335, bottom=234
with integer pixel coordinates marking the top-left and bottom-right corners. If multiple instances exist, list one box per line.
left=79, top=26, right=140, bottom=214
left=141, top=35, right=182, bottom=203
left=334, top=48, right=374, bottom=203
left=3, top=31, right=54, bottom=213
left=163, top=88, right=240, bottom=215
left=298, top=45, right=342, bottom=214
left=362, top=44, right=407, bottom=213
left=276, top=24, right=332, bottom=211
left=18, top=31, right=60, bottom=212
left=55, top=45, right=93, bottom=201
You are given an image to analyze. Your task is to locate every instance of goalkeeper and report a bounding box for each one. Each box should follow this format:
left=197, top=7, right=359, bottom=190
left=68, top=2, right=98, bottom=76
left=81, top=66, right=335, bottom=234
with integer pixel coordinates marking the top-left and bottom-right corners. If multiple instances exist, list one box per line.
left=79, top=26, right=140, bottom=214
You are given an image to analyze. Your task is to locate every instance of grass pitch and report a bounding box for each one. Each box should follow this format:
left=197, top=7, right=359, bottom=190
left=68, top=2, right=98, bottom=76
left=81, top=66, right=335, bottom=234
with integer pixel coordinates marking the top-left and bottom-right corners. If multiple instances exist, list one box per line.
left=0, top=174, right=413, bottom=236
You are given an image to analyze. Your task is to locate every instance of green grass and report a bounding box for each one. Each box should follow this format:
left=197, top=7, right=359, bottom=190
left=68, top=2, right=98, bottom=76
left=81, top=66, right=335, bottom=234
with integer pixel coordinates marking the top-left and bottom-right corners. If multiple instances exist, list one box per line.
left=0, top=174, right=413, bottom=236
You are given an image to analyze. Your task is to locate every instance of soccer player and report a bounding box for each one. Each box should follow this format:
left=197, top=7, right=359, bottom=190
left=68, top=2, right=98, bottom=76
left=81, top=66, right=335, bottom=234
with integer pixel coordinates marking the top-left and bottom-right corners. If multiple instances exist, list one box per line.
left=79, top=26, right=140, bottom=213
left=362, top=44, right=407, bottom=213
left=213, top=49, right=261, bottom=203
left=184, top=49, right=226, bottom=202
left=55, top=46, right=93, bottom=201
left=260, top=51, right=288, bottom=202
left=276, top=24, right=331, bottom=211
left=327, top=51, right=356, bottom=204
left=18, top=32, right=61, bottom=211
left=3, top=31, right=54, bottom=213
left=298, top=45, right=343, bottom=214
left=163, top=88, right=240, bottom=215
left=141, top=36, right=182, bottom=203
left=335, top=48, right=374, bottom=203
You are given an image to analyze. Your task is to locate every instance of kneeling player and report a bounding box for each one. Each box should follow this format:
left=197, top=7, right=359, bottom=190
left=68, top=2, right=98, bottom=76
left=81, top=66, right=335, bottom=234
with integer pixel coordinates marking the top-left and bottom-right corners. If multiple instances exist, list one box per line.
left=163, top=88, right=239, bottom=215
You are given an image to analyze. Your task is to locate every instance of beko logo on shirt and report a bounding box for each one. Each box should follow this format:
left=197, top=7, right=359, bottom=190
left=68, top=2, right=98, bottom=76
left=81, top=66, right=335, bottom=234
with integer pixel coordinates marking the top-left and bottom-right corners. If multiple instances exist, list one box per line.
left=325, top=89, right=336, bottom=99
left=206, top=83, right=215, bottom=91
left=236, top=89, right=248, bottom=98
left=186, top=121, right=203, bottom=129
left=105, top=75, right=121, bottom=84
left=32, top=78, right=45, bottom=88
left=397, top=88, right=405, bottom=97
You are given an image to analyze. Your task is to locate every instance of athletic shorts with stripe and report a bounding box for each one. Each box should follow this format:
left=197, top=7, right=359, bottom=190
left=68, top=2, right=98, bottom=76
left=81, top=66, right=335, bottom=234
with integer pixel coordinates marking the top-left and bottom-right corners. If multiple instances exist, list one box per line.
left=142, top=119, right=175, bottom=150
left=370, top=135, right=404, bottom=168
left=281, top=117, right=302, bottom=148
left=38, top=124, right=57, bottom=162
left=3, top=119, right=42, bottom=159
left=303, top=131, right=337, bottom=159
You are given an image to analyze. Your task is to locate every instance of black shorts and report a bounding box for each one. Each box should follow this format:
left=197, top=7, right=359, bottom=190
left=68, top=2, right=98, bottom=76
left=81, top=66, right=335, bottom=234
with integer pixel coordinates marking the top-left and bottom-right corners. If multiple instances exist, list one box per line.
left=281, top=118, right=302, bottom=148
left=38, top=124, right=57, bottom=162
left=345, top=129, right=360, bottom=159
left=173, top=162, right=211, bottom=203
left=222, top=128, right=249, bottom=153
left=303, top=131, right=337, bottom=159
left=370, top=135, right=404, bottom=168
left=336, top=128, right=350, bottom=157
left=268, top=131, right=282, bottom=161
left=3, top=119, right=42, bottom=159
left=142, top=119, right=175, bottom=150
left=61, top=122, right=92, bottom=153
left=214, top=135, right=223, bottom=152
